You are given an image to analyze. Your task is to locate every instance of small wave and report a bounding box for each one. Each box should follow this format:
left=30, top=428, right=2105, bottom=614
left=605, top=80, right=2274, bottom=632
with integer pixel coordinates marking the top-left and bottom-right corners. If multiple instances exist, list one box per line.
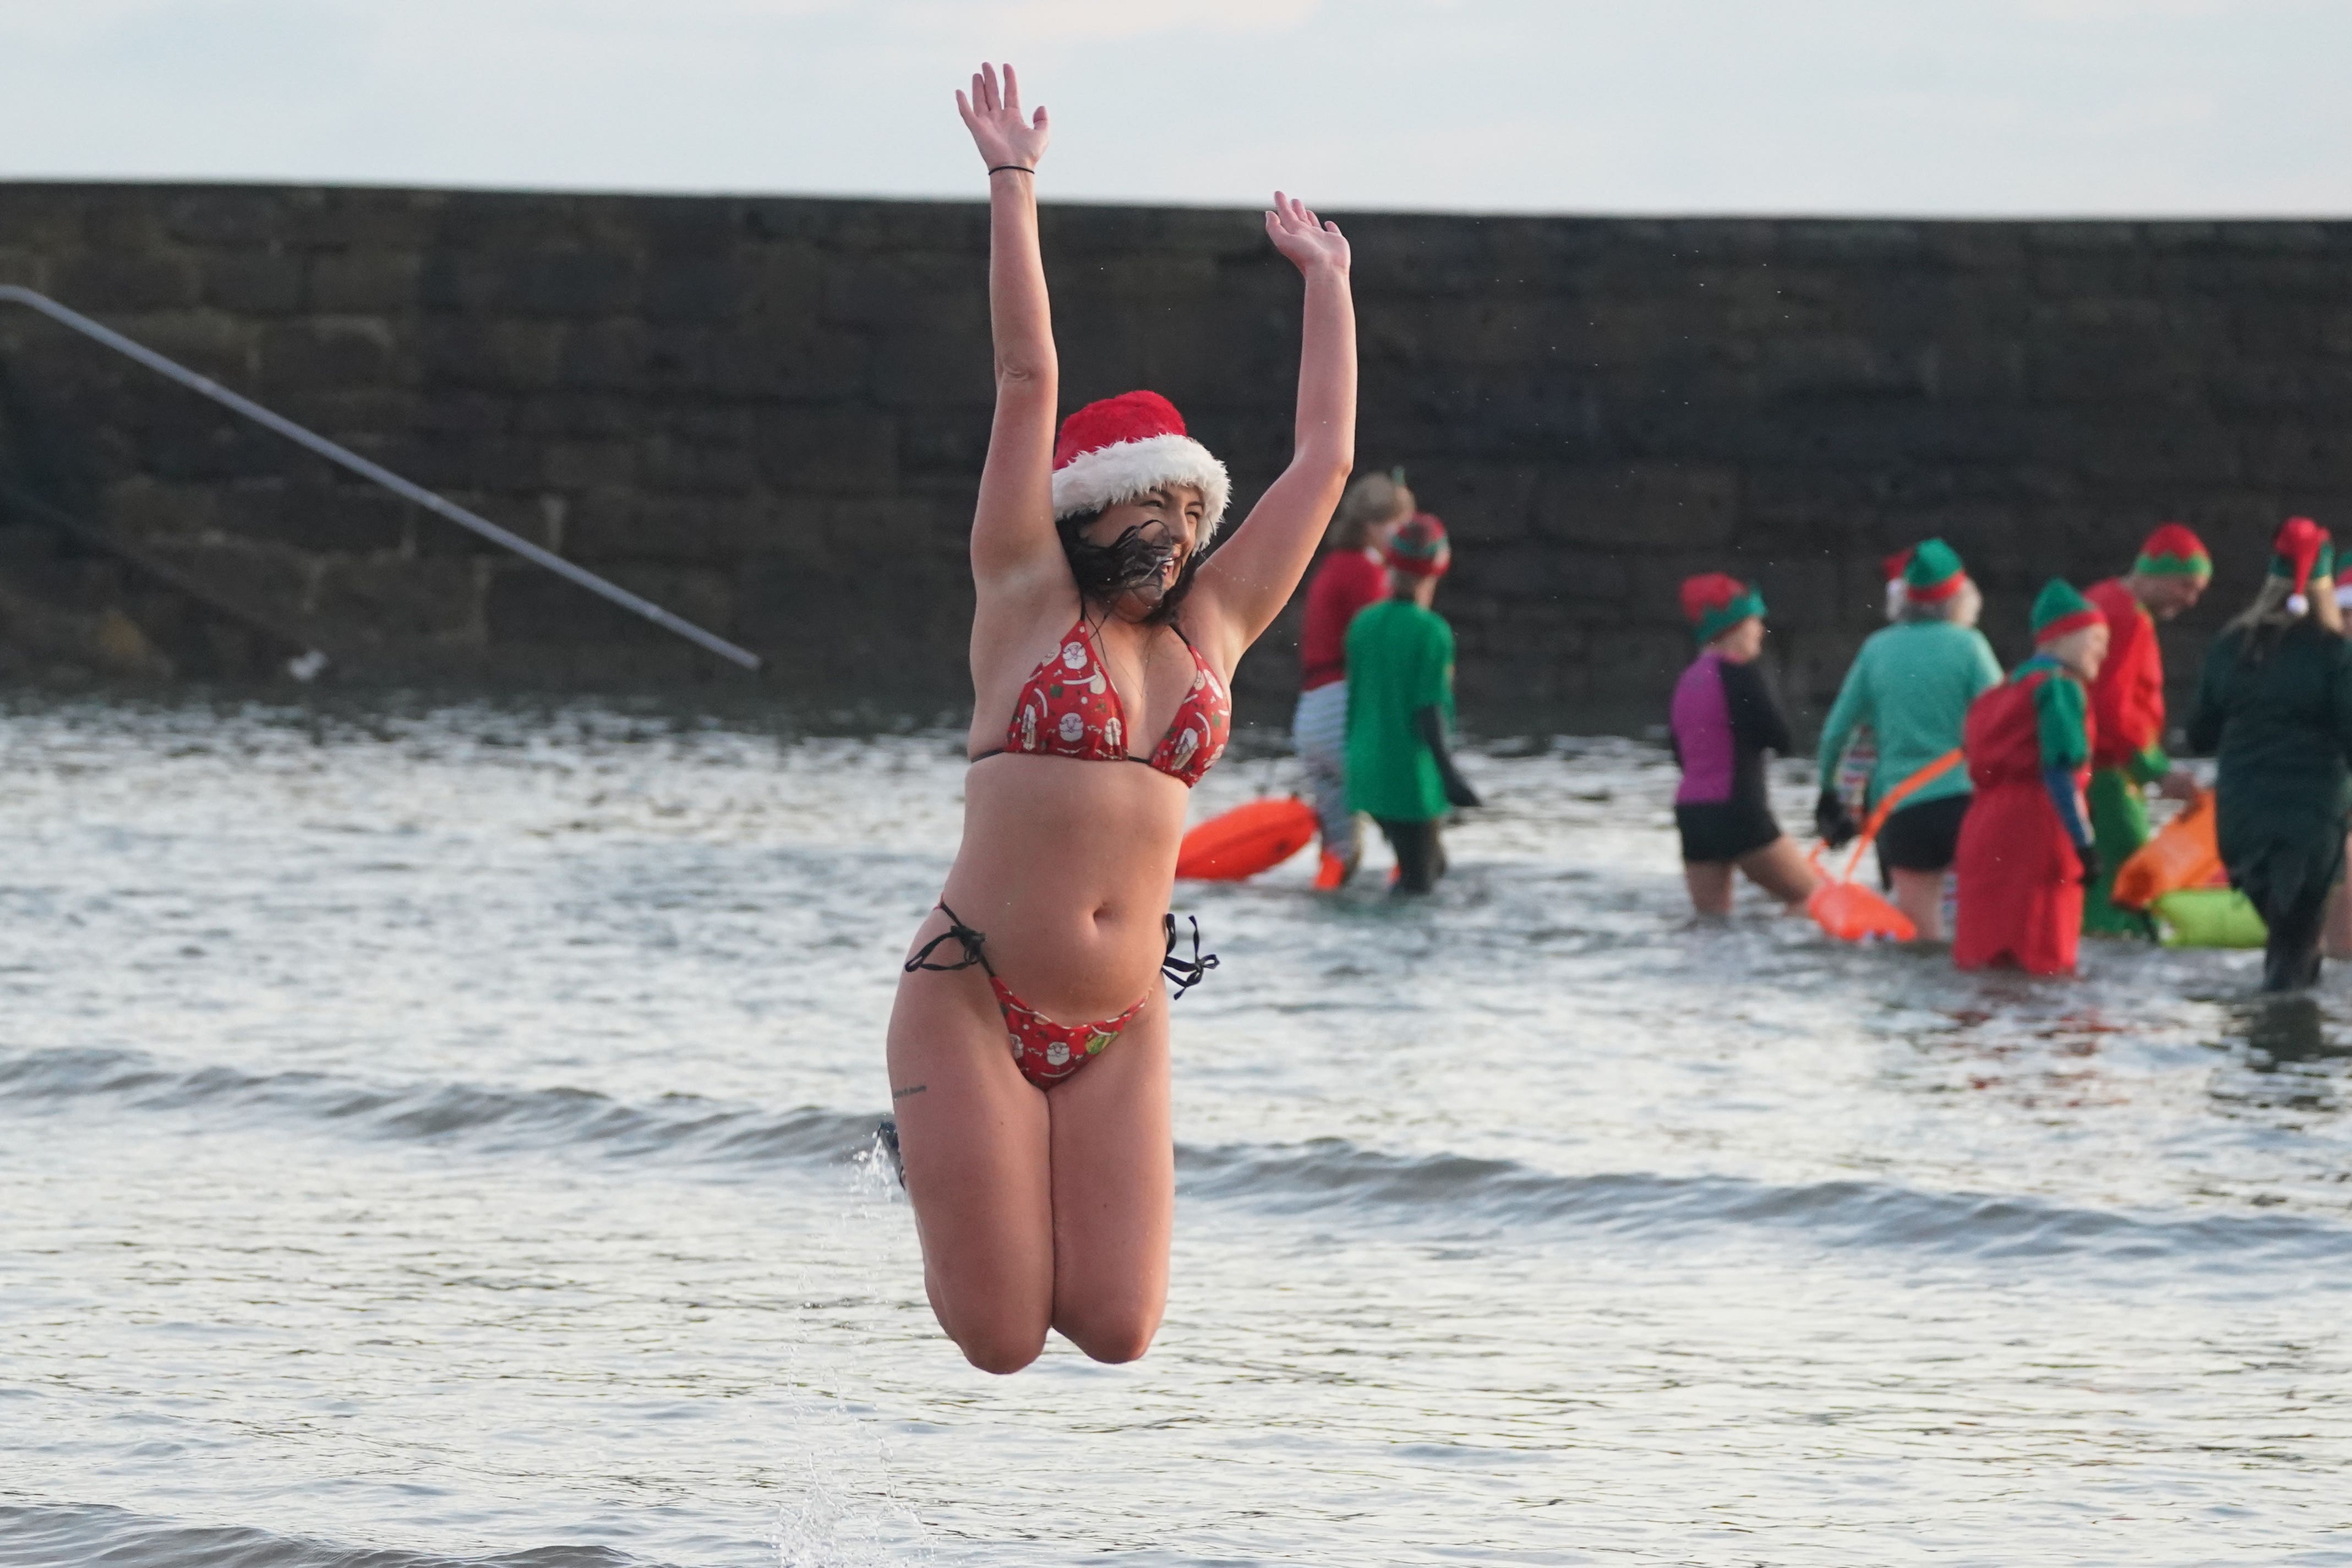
left=0, top=1046, right=878, bottom=1172
left=1178, top=1137, right=2352, bottom=1267
left=0, top=1502, right=661, bottom=1568
left=10, top=1043, right=2347, bottom=1268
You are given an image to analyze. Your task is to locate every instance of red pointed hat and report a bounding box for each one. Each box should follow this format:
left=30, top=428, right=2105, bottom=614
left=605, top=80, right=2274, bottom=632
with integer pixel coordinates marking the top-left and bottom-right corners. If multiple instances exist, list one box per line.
left=2270, top=516, right=2334, bottom=597
left=1882, top=547, right=1916, bottom=585
left=1050, top=391, right=1231, bottom=538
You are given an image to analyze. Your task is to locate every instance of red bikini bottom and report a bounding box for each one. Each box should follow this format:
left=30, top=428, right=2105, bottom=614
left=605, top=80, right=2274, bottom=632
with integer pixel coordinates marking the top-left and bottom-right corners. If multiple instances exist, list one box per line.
left=904, top=904, right=1215, bottom=1090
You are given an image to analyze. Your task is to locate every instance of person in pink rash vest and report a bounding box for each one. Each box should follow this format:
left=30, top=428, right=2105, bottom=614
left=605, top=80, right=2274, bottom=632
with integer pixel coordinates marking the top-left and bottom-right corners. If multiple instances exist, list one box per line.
left=1669, top=573, right=1822, bottom=917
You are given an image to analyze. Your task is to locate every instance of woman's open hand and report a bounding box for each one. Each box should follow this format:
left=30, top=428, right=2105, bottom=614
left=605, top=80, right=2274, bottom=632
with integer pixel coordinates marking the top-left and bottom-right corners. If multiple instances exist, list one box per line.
left=1265, top=192, right=1350, bottom=276
left=957, top=63, right=1049, bottom=173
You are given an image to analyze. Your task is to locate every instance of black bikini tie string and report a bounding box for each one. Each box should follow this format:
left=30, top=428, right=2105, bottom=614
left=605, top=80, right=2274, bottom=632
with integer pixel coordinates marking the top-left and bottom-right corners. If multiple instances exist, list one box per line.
left=1161, top=914, right=1219, bottom=999
left=904, top=903, right=995, bottom=977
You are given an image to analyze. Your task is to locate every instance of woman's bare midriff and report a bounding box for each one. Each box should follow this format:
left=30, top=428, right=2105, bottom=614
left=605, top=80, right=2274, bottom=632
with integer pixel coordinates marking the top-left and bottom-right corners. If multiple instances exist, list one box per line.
left=931, top=752, right=1192, bottom=1022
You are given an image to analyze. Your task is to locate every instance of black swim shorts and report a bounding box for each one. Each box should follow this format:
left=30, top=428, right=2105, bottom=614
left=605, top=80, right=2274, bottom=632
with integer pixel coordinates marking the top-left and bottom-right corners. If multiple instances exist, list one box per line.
left=1675, top=800, right=1782, bottom=864
left=1876, top=792, right=1972, bottom=879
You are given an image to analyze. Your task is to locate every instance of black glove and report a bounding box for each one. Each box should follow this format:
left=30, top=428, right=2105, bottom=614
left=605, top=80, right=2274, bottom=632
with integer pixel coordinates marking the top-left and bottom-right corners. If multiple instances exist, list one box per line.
left=1444, top=772, right=1482, bottom=810
left=1815, top=789, right=1858, bottom=849
left=2075, top=841, right=2103, bottom=887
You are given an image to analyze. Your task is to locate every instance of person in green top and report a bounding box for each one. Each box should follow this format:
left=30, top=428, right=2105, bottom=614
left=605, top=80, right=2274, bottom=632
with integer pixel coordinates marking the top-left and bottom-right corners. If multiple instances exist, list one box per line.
left=1814, top=539, right=2004, bottom=941
left=2186, top=517, right=2352, bottom=992
left=1345, top=512, right=1480, bottom=893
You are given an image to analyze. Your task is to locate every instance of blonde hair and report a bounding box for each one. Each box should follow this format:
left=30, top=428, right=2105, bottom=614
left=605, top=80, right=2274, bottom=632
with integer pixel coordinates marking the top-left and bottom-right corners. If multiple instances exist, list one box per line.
left=1329, top=472, right=1416, bottom=551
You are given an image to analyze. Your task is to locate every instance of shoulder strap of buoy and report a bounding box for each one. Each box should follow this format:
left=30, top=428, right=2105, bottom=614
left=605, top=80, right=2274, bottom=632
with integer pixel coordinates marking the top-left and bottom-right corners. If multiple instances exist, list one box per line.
left=1838, top=750, right=1966, bottom=884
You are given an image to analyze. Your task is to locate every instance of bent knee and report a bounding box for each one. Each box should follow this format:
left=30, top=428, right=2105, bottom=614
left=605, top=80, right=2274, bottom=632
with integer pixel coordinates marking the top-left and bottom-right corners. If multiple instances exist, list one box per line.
left=1057, top=1310, right=1161, bottom=1365
left=954, top=1324, right=1046, bottom=1375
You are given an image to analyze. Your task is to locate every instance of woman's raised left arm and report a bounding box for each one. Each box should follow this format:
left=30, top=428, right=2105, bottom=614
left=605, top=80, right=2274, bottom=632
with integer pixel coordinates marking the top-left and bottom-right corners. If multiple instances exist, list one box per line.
left=1189, top=193, right=1356, bottom=669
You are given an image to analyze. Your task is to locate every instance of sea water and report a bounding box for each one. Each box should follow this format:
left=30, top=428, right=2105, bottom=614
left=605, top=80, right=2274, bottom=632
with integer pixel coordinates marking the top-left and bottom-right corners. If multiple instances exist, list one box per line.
left=2, top=693, right=2349, bottom=1567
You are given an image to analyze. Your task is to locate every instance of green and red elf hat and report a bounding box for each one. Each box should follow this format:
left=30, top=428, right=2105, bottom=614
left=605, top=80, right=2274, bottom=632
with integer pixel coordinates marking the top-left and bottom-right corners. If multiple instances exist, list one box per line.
left=2268, top=516, right=2334, bottom=606
left=1902, top=538, right=1969, bottom=604
left=1680, top=572, right=1766, bottom=643
left=2031, top=579, right=2102, bottom=644
left=1385, top=512, right=1451, bottom=577
left=2135, top=522, right=2211, bottom=579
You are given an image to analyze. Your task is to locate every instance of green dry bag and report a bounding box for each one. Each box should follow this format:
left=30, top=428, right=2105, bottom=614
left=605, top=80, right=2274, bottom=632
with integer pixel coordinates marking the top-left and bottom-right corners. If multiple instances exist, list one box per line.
left=2151, top=888, right=2268, bottom=950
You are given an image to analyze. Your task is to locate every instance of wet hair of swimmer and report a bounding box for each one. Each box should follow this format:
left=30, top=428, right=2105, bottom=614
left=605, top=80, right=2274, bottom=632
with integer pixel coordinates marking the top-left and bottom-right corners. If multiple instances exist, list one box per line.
left=1055, top=509, right=1202, bottom=626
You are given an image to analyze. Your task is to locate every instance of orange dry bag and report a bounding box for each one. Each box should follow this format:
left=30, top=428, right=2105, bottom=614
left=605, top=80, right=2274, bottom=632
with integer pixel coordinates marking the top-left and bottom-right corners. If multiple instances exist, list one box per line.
left=1175, top=796, right=1319, bottom=882
left=2109, top=789, right=2222, bottom=913
left=1806, top=750, right=1966, bottom=943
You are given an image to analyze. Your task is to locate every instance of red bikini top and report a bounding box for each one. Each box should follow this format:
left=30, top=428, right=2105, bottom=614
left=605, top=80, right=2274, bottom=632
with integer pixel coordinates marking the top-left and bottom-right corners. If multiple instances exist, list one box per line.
left=972, top=620, right=1231, bottom=788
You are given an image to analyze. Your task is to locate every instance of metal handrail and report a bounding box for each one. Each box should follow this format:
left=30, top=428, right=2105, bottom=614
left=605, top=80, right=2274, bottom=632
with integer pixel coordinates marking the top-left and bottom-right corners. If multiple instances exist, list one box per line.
left=0, top=285, right=760, bottom=670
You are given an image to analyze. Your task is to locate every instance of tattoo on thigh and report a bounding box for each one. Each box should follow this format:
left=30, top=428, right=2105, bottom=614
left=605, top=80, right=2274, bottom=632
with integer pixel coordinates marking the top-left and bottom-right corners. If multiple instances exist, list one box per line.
left=891, top=1084, right=927, bottom=1100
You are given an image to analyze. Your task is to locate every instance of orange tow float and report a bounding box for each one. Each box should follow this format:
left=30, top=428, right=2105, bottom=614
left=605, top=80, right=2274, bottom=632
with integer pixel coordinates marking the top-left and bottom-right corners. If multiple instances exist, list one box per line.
left=1175, top=796, right=1320, bottom=882
left=1807, top=751, right=1965, bottom=943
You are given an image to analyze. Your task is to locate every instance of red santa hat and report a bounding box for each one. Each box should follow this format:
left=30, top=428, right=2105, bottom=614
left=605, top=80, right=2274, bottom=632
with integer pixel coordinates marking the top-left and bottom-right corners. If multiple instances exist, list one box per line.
left=2269, top=516, right=2334, bottom=608
left=1051, top=391, right=1231, bottom=539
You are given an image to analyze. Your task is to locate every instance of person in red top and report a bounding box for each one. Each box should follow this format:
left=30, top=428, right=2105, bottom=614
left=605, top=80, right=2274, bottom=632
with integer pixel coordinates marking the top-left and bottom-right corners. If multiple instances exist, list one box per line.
left=1953, top=581, right=2111, bottom=976
left=2082, top=523, right=2212, bottom=936
left=1292, top=471, right=1414, bottom=888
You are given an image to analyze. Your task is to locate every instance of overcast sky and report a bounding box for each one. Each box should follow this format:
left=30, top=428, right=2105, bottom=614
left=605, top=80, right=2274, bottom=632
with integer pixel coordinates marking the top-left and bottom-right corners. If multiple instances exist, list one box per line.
left=0, top=0, right=2345, bottom=216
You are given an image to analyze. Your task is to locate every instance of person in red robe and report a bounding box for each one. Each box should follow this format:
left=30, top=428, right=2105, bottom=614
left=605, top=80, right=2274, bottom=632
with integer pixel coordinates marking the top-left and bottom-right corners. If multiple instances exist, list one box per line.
left=2081, top=523, right=2212, bottom=935
left=1953, top=581, right=2111, bottom=976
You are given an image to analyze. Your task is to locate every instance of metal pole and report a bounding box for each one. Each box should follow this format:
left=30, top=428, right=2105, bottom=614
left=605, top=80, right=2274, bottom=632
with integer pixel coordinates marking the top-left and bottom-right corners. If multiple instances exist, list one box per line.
left=0, top=285, right=761, bottom=671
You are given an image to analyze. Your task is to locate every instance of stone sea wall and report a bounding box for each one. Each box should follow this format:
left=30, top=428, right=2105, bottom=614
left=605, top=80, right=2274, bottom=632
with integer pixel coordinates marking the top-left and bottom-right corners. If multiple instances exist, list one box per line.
left=4, top=183, right=2351, bottom=729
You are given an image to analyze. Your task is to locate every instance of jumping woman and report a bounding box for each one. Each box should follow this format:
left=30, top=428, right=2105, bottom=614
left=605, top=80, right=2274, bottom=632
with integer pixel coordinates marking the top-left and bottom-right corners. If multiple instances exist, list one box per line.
left=886, top=63, right=1357, bottom=1373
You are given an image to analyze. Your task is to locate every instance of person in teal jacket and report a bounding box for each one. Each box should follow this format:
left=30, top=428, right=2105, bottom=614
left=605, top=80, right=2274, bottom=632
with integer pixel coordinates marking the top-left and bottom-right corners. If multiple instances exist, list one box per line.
left=1814, top=539, right=2004, bottom=941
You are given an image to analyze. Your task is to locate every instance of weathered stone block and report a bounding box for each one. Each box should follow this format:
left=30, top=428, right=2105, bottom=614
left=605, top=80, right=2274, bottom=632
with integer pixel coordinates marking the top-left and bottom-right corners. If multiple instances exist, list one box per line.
left=222, top=477, right=410, bottom=555
left=53, top=254, right=200, bottom=312
left=311, top=252, right=423, bottom=313
left=484, top=559, right=732, bottom=645
left=752, top=406, right=898, bottom=493
left=163, top=189, right=285, bottom=248
left=204, top=254, right=306, bottom=314
left=312, top=556, right=479, bottom=641
left=255, top=319, right=396, bottom=392
left=642, top=258, right=746, bottom=324
left=1532, top=464, right=1739, bottom=548
left=565, top=489, right=758, bottom=565
left=417, top=319, right=564, bottom=390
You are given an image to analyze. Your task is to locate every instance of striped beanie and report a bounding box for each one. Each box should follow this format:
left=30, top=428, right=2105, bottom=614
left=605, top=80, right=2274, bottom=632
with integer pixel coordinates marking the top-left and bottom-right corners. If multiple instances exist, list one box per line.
left=2031, top=579, right=2102, bottom=644
left=1902, top=539, right=1969, bottom=603
left=2135, top=522, right=2211, bottom=579
left=1385, top=512, right=1451, bottom=578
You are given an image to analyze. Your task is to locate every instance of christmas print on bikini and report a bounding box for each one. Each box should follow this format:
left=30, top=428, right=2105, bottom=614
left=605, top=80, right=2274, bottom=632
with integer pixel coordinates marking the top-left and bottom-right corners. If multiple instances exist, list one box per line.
left=990, top=975, right=1146, bottom=1086
left=982, top=619, right=1230, bottom=788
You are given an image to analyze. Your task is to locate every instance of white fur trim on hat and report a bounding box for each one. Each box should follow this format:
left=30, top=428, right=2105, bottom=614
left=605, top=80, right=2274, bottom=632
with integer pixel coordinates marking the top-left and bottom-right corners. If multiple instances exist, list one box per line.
left=1050, top=433, right=1231, bottom=539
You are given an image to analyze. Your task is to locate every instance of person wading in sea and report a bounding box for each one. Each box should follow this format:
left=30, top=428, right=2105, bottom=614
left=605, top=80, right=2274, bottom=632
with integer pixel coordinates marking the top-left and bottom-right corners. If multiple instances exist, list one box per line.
left=2080, top=524, right=2212, bottom=937
left=885, top=63, right=1357, bottom=1373
left=1343, top=513, right=1480, bottom=894
left=1815, top=539, right=2002, bottom=942
left=1669, top=573, right=1819, bottom=917
left=2187, top=518, right=2352, bottom=992
left=1952, top=581, right=2109, bottom=977
left=1294, top=471, right=1414, bottom=889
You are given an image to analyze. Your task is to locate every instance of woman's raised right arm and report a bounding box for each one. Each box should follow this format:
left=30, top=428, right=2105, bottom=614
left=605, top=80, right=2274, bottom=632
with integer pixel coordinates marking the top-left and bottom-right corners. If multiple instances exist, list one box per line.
left=955, top=64, right=1062, bottom=590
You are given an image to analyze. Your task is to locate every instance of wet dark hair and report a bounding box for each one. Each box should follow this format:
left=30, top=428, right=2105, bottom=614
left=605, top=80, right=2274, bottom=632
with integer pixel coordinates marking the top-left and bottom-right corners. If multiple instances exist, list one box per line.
left=1057, top=509, right=1200, bottom=627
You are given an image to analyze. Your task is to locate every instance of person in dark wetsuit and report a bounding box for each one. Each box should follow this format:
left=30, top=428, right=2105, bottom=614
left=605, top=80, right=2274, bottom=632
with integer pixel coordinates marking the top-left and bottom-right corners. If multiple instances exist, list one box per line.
left=2187, top=517, right=2352, bottom=992
left=1668, top=573, right=1820, bottom=916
